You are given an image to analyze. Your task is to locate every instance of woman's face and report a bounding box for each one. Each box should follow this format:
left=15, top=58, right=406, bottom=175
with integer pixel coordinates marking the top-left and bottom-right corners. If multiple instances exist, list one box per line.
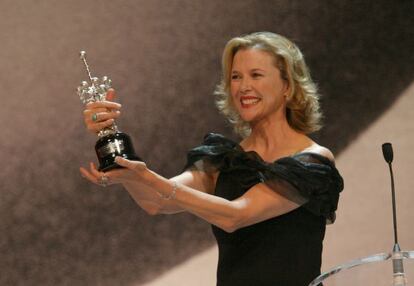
left=230, top=48, right=288, bottom=124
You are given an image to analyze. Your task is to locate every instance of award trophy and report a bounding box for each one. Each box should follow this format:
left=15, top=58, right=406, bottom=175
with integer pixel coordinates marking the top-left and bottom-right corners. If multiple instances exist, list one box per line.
left=77, top=51, right=141, bottom=171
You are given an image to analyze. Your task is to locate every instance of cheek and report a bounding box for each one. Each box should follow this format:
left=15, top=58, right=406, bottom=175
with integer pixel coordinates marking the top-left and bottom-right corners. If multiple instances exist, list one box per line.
left=268, top=81, right=285, bottom=97
left=229, top=92, right=238, bottom=108
left=230, top=83, right=238, bottom=98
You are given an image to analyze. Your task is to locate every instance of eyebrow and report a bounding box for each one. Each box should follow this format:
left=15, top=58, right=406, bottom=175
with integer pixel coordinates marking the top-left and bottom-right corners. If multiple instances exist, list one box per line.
left=231, top=68, right=265, bottom=73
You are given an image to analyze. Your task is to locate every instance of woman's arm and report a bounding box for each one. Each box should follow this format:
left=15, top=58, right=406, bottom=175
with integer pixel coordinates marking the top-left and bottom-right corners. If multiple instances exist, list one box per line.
left=80, top=162, right=216, bottom=215
left=112, top=157, right=300, bottom=233
left=122, top=169, right=216, bottom=215
left=146, top=170, right=299, bottom=233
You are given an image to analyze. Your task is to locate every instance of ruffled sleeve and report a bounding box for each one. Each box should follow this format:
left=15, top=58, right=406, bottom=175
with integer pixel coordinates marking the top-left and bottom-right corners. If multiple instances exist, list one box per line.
left=183, top=133, right=240, bottom=172
left=264, top=153, right=343, bottom=223
left=184, top=133, right=344, bottom=224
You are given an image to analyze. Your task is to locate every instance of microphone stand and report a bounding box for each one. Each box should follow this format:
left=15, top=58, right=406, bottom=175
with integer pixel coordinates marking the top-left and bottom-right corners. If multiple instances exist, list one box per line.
left=382, top=143, right=406, bottom=286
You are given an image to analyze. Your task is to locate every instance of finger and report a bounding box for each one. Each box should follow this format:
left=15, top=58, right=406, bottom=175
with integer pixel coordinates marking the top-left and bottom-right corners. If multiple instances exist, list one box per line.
left=106, top=88, right=116, bottom=101
left=89, top=162, right=104, bottom=177
left=100, top=168, right=136, bottom=183
left=115, top=156, right=147, bottom=171
left=83, top=107, right=117, bottom=126
left=80, top=166, right=102, bottom=186
left=87, top=119, right=115, bottom=133
left=86, top=101, right=121, bottom=110
left=84, top=107, right=112, bottom=116
left=84, top=106, right=112, bottom=113
left=88, top=163, right=114, bottom=187
left=87, top=163, right=130, bottom=186
left=85, top=110, right=120, bottom=123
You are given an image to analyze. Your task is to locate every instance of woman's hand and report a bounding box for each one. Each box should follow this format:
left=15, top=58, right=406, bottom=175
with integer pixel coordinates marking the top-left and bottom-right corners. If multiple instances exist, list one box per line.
left=83, top=88, right=122, bottom=134
left=79, top=157, right=151, bottom=188
left=80, top=157, right=186, bottom=215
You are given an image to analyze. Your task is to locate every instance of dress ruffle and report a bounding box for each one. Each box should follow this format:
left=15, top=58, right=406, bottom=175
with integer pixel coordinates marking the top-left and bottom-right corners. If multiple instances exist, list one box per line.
left=185, top=133, right=344, bottom=223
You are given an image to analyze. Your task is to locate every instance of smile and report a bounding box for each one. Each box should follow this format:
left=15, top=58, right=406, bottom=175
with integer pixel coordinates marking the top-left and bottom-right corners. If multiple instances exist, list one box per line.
left=240, top=96, right=261, bottom=107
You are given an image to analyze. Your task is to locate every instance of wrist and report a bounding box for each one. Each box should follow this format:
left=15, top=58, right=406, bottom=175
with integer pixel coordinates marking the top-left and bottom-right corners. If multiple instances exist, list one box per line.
left=159, top=180, right=178, bottom=200
left=141, top=170, right=179, bottom=201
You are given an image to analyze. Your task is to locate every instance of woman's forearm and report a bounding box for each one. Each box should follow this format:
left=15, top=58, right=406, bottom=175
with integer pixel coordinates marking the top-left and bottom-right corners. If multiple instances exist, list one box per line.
left=122, top=181, right=184, bottom=214
left=146, top=171, right=243, bottom=232
left=105, top=157, right=241, bottom=229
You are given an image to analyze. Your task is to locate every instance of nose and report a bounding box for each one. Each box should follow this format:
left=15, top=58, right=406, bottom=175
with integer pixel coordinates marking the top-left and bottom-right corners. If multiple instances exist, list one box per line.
left=240, top=78, right=252, bottom=94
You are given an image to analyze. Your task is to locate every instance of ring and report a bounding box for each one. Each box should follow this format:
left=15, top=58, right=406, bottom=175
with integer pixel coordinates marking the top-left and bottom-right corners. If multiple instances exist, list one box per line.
left=98, top=174, right=110, bottom=187
left=91, top=113, right=98, bottom=122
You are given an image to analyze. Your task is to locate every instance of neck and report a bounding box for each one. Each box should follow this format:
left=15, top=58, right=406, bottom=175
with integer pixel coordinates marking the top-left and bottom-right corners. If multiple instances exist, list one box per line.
left=243, top=112, right=307, bottom=155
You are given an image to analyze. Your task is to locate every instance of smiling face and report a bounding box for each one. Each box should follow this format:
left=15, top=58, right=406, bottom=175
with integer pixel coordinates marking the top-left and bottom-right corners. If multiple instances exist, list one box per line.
left=230, top=48, right=289, bottom=125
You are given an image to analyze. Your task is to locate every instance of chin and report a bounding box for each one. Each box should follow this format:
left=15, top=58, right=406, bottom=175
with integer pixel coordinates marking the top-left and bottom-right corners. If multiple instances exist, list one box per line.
left=237, top=103, right=263, bottom=120
left=240, top=114, right=259, bottom=124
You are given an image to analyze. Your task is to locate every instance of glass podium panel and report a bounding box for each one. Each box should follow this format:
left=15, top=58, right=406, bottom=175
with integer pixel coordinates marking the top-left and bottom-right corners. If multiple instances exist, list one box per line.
left=309, top=251, right=414, bottom=286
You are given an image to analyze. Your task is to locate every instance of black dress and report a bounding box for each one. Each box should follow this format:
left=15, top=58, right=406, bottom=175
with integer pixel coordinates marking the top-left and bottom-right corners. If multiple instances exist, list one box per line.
left=184, top=133, right=344, bottom=286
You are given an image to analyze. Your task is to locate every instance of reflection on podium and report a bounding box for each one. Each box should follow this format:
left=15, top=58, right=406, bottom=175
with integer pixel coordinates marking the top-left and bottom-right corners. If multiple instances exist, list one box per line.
left=309, top=251, right=414, bottom=286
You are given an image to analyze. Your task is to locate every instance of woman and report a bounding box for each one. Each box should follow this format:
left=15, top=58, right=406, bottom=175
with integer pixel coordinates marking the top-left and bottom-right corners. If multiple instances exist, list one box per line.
left=80, top=32, right=343, bottom=285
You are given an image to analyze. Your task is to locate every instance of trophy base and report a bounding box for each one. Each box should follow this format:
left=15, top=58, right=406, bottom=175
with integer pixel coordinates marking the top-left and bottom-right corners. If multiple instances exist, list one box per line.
left=95, top=132, right=141, bottom=172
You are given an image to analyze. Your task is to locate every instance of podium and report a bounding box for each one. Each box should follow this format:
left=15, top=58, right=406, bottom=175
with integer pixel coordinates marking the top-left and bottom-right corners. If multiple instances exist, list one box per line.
left=309, top=250, right=414, bottom=285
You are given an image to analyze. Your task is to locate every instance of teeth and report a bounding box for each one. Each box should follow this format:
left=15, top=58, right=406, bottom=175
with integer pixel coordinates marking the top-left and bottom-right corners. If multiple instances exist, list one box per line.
left=241, top=98, right=260, bottom=105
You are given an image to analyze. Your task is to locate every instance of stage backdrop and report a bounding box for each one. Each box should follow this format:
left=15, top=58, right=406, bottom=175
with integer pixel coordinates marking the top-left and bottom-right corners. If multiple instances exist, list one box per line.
left=0, top=1, right=413, bottom=285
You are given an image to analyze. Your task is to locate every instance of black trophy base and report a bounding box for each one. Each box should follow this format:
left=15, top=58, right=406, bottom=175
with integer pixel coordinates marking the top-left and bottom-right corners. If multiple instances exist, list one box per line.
left=95, top=132, right=141, bottom=172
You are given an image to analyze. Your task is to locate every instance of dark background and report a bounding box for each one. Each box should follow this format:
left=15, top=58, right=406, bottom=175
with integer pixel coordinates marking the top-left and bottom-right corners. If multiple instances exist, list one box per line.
left=0, top=1, right=413, bottom=285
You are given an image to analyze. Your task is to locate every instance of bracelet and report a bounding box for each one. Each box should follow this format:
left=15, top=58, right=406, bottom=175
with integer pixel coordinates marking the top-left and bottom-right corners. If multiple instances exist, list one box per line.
left=161, top=181, right=178, bottom=200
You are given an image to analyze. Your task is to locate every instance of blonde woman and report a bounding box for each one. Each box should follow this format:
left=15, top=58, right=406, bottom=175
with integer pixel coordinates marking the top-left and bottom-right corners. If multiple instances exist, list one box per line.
left=81, top=32, right=343, bottom=285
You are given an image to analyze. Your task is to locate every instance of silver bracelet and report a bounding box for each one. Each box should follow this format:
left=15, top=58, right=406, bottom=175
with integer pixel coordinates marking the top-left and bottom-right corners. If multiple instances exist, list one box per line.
left=161, top=181, right=178, bottom=200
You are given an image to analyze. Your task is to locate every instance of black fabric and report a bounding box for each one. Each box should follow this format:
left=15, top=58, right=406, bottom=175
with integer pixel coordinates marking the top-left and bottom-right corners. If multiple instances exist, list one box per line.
left=185, top=133, right=344, bottom=286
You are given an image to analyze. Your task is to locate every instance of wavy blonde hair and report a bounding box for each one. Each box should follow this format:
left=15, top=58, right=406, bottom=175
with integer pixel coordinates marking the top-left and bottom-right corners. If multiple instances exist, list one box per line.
left=215, top=32, right=322, bottom=137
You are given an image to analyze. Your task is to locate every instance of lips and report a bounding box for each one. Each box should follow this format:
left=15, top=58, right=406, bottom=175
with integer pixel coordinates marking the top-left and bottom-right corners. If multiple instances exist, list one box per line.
left=240, top=96, right=261, bottom=108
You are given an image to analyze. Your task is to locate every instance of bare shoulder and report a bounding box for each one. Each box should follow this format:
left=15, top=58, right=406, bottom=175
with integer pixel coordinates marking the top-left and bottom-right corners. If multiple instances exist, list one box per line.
left=305, top=143, right=335, bottom=162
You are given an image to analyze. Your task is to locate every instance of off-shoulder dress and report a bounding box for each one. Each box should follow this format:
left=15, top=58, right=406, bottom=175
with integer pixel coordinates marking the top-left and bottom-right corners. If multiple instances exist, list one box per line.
left=184, top=133, right=344, bottom=286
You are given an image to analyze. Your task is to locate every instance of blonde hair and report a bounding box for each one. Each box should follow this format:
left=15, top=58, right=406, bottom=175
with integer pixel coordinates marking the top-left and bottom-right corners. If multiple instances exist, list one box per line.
left=215, top=32, right=322, bottom=137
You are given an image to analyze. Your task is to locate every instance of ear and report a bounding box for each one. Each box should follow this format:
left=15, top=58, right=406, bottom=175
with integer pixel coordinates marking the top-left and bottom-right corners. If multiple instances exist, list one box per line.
left=283, top=81, right=291, bottom=100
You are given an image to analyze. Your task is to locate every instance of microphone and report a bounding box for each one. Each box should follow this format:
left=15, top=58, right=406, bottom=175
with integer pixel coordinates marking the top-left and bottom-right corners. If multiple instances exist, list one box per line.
left=382, top=143, right=406, bottom=286
left=382, top=143, right=393, bottom=163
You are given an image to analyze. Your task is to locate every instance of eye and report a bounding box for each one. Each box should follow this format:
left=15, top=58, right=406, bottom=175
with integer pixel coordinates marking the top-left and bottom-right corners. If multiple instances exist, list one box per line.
left=252, top=72, right=263, bottom=78
left=231, top=74, right=241, bottom=80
